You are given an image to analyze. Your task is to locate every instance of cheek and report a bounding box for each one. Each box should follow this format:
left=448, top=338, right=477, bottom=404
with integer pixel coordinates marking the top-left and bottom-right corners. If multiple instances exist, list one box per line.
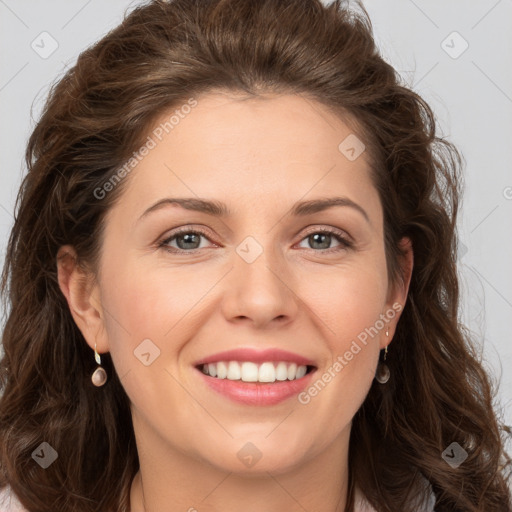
left=305, top=259, right=388, bottom=344
left=296, top=259, right=386, bottom=402
left=97, top=264, right=166, bottom=370
left=98, top=260, right=219, bottom=374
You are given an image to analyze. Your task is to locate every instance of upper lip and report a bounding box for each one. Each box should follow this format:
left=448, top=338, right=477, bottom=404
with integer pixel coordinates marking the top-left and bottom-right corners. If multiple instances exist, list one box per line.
left=193, top=348, right=316, bottom=367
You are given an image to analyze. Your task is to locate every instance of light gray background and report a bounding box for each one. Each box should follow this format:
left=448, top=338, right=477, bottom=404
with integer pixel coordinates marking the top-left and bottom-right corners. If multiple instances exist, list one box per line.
left=1, top=1, right=511, bottom=434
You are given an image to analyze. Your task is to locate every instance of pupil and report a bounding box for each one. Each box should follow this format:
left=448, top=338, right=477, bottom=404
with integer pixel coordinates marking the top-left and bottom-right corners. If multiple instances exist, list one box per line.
left=178, top=233, right=199, bottom=249
left=311, top=233, right=330, bottom=249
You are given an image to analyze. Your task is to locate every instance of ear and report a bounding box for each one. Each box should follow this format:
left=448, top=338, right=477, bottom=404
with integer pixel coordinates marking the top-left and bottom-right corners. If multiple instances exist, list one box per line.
left=56, top=245, right=109, bottom=354
left=381, top=236, right=413, bottom=349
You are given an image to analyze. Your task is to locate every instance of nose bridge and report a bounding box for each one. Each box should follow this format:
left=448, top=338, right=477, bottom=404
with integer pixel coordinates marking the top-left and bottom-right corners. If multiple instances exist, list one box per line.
left=221, top=232, right=298, bottom=325
left=236, top=233, right=284, bottom=294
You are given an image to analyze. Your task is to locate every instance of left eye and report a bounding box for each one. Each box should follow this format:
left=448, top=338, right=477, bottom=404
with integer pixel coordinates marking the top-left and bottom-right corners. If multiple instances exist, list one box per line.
left=297, top=230, right=352, bottom=251
left=159, top=228, right=352, bottom=253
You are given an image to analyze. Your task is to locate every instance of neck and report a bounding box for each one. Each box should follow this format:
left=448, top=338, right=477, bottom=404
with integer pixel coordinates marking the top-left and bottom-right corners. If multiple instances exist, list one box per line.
left=129, top=426, right=351, bottom=512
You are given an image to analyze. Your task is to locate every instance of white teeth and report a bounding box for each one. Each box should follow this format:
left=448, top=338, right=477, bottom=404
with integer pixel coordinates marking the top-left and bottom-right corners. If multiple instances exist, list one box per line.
left=287, top=363, right=297, bottom=380
left=200, top=361, right=310, bottom=383
left=216, top=361, right=228, bottom=379
left=241, top=362, right=259, bottom=382
left=258, top=362, right=276, bottom=382
left=208, top=363, right=217, bottom=377
left=296, top=365, right=307, bottom=379
left=276, top=362, right=288, bottom=381
left=227, top=361, right=241, bottom=380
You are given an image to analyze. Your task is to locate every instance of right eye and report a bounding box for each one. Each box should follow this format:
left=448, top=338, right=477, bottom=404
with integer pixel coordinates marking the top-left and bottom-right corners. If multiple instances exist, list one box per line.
left=158, top=228, right=216, bottom=253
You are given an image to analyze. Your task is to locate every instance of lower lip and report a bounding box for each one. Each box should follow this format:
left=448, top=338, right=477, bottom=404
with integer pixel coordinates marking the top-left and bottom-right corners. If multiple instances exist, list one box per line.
left=196, top=368, right=316, bottom=406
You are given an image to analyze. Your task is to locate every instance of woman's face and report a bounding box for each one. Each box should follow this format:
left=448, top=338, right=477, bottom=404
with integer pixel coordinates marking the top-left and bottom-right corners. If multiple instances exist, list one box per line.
left=61, top=91, right=411, bottom=475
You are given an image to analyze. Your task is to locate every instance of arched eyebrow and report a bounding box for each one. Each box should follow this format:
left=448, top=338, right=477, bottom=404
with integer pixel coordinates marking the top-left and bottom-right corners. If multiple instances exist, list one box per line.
left=138, top=196, right=370, bottom=224
left=291, top=197, right=369, bottom=223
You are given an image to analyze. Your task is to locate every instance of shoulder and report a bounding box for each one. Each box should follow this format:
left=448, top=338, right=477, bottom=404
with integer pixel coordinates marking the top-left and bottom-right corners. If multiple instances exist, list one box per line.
left=354, top=486, right=379, bottom=512
left=0, top=485, right=28, bottom=512
left=354, top=477, right=436, bottom=512
left=0, top=481, right=437, bottom=512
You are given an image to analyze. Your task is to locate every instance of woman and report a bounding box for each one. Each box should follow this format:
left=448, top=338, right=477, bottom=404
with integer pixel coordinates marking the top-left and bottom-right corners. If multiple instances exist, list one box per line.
left=0, top=0, right=510, bottom=510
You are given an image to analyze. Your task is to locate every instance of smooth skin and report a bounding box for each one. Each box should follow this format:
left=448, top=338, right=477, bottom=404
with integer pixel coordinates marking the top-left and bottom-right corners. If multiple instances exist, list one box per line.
left=57, top=91, right=413, bottom=512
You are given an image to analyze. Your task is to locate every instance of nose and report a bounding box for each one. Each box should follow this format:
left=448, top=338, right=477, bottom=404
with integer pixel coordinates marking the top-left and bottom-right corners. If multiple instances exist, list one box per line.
left=220, top=239, right=299, bottom=329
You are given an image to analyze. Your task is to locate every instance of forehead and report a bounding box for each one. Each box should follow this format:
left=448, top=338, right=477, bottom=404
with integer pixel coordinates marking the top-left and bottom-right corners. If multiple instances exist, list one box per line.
left=108, top=92, right=381, bottom=224
left=147, top=91, right=366, bottom=164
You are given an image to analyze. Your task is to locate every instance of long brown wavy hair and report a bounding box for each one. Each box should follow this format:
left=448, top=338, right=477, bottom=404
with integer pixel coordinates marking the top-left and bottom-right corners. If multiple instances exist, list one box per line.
left=1, top=0, right=510, bottom=511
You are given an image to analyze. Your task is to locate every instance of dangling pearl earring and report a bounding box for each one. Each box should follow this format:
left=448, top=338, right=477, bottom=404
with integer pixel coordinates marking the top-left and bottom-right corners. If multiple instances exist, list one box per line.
left=375, top=329, right=390, bottom=384
left=91, top=342, right=107, bottom=387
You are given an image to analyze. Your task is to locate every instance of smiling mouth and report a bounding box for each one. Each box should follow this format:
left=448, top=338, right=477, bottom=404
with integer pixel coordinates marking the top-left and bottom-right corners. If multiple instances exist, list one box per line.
left=196, top=361, right=316, bottom=383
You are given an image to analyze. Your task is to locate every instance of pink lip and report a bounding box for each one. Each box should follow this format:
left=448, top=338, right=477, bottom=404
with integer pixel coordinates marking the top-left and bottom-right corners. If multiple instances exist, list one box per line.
left=193, top=348, right=316, bottom=367
left=196, top=368, right=317, bottom=406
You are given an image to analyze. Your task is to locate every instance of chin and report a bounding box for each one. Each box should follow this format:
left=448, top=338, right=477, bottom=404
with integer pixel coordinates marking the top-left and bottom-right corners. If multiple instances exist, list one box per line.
left=194, top=434, right=312, bottom=475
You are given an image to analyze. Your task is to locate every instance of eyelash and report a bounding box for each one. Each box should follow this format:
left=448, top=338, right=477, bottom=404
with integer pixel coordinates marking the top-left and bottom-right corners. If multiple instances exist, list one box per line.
left=158, top=226, right=353, bottom=254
